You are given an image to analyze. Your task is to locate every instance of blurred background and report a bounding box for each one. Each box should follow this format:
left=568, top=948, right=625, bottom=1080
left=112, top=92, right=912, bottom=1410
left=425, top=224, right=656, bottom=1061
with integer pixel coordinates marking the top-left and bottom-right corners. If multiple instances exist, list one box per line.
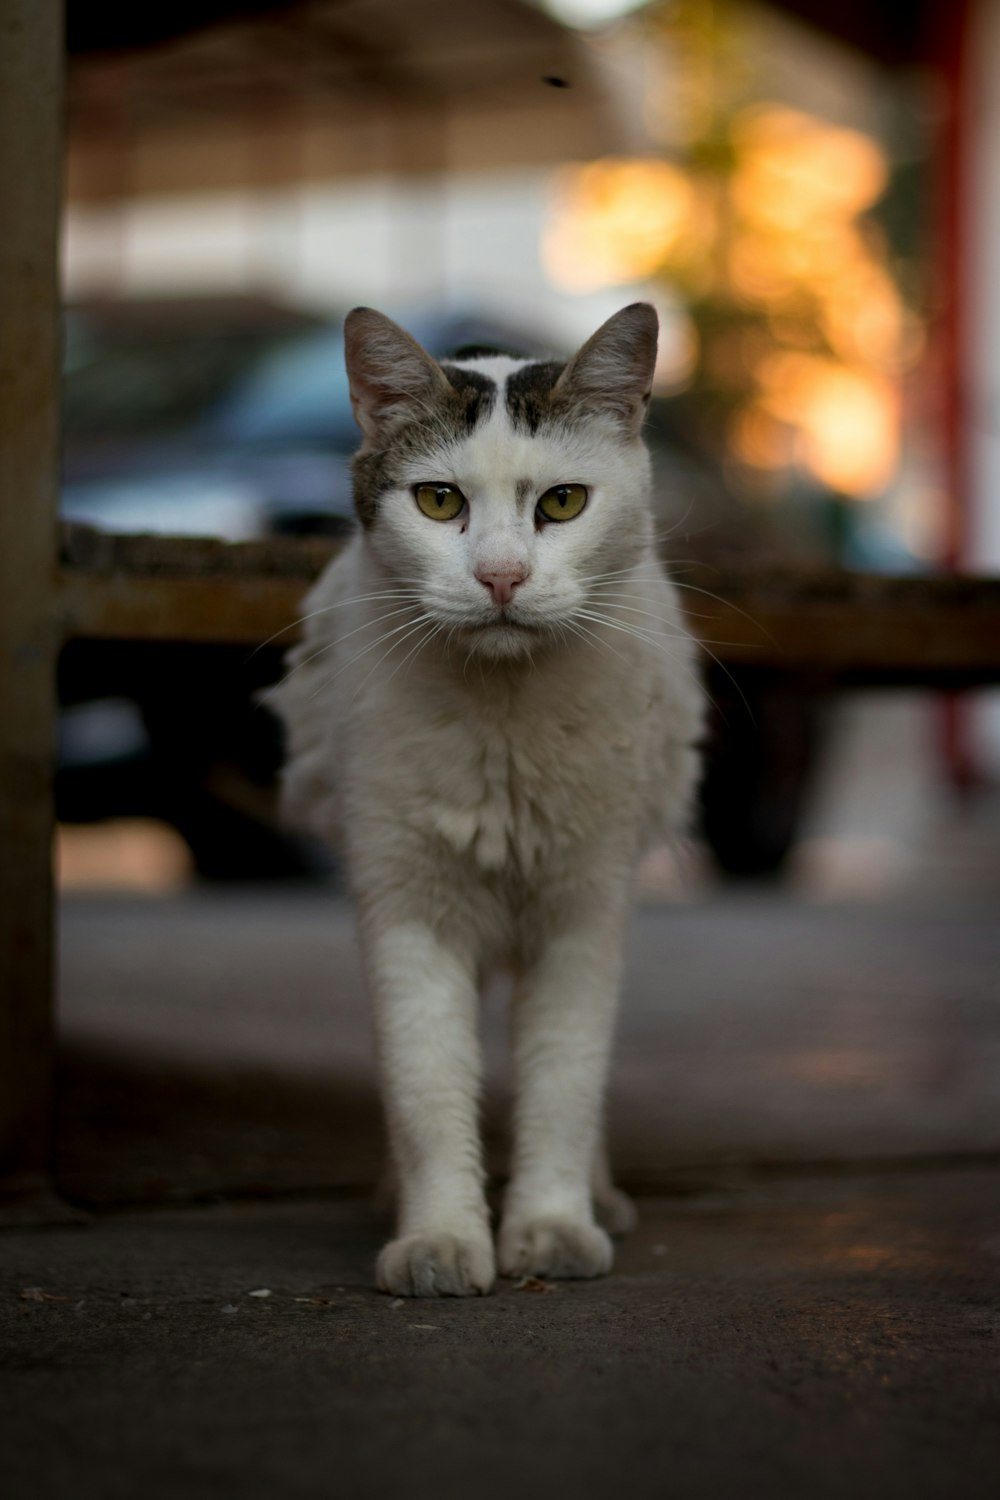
left=56, top=0, right=1000, bottom=895
left=52, top=0, right=1000, bottom=1202
left=58, top=0, right=1000, bottom=882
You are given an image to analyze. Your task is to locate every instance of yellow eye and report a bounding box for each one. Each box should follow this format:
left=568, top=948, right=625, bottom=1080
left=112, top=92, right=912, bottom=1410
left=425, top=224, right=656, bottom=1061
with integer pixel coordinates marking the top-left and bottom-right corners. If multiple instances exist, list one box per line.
left=414, top=483, right=465, bottom=521
left=537, top=484, right=588, bottom=523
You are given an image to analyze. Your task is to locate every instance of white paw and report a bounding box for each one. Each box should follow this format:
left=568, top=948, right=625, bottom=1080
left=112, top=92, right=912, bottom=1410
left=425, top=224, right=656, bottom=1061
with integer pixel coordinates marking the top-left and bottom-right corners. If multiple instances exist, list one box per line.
left=376, top=1232, right=495, bottom=1298
left=498, top=1216, right=614, bottom=1281
left=594, top=1185, right=639, bottom=1237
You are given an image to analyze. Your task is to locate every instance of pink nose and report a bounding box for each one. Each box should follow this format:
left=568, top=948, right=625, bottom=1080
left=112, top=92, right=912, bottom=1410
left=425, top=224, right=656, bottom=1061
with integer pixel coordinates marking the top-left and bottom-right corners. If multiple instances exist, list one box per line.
left=476, top=569, right=528, bottom=607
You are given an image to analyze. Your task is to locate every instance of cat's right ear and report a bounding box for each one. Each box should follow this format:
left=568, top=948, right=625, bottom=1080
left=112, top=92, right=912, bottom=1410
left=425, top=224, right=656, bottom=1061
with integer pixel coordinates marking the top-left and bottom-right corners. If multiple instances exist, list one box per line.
left=344, top=308, right=449, bottom=442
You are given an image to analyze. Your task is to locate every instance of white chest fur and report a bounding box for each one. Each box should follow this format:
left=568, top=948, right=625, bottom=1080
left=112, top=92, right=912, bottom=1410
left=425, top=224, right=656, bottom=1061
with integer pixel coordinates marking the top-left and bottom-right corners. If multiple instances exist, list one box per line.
left=349, top=658, right=651, bottom=875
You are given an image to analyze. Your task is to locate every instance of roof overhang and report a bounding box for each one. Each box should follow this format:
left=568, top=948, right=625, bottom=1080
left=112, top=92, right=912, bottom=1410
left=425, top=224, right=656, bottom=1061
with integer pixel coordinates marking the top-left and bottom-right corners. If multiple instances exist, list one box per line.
left=67, top=0, right=636, bottom=201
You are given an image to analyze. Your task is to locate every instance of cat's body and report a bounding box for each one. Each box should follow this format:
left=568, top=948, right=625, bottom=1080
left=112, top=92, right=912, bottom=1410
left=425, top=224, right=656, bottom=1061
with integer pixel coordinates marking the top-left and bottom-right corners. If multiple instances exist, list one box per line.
left=274, top=304, right=703, bottom=1296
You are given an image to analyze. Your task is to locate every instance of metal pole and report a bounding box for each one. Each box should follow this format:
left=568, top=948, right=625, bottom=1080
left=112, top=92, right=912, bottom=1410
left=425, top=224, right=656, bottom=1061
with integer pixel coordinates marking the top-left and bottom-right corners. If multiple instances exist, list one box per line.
left=0, top=0, right=67, bottom=1217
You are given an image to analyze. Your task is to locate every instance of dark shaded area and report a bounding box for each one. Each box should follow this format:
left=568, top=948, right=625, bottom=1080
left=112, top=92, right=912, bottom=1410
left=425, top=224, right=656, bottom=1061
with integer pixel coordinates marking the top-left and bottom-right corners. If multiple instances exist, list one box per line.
left=55, top=1041, right=382, bottom=1209
left=66, top=1, right=288, bottom=57
left=57, top=640, right=325, bottom=880
left=65, top=0, right=931, bottom=68
left=771, top=0, right=928, bottom=65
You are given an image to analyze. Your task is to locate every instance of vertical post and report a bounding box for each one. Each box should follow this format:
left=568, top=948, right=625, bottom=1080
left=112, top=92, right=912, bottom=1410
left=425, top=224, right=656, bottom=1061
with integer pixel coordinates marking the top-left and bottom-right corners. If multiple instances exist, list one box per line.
left=928, top=0, right=978, bottom=788
left=0, top=0, right=64, bottom=1214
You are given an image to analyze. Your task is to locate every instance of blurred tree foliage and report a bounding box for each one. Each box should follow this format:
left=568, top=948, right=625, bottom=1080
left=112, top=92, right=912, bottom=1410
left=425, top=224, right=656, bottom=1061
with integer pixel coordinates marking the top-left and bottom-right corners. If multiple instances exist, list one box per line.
left=547, top=0, right=928, bottom=554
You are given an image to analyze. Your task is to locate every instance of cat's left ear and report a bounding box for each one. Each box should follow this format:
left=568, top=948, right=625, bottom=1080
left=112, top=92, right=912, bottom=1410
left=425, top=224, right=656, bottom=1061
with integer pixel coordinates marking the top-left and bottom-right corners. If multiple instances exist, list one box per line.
left=554, top=303, right=658, bottom=435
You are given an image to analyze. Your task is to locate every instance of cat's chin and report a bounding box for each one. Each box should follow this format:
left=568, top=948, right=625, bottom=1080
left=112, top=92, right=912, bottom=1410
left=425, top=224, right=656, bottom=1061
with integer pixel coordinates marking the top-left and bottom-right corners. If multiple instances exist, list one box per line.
left=456, top=619, right=541, bottom=662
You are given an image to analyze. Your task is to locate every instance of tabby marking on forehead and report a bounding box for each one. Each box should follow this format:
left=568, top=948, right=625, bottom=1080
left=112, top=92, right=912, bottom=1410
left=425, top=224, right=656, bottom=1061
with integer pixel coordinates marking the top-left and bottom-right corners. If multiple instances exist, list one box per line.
left=504, top=360, right=566, bottom=434
left=437, top=364, right=499, bottom=418
left=352, top=364, right=498, bottom=528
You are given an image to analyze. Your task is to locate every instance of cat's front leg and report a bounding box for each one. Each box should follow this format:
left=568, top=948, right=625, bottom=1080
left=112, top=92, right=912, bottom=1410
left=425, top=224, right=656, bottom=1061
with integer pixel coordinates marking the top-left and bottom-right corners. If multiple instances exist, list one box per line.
left=363, top=918, right=494, bottom=1297
left=499, top=899, right=626, bottom=1281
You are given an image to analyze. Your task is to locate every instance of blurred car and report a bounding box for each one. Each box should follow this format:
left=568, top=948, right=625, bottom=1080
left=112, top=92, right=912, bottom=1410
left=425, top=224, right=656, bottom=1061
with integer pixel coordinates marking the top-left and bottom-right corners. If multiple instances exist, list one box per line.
left=62, top=296, right=549, bottom=540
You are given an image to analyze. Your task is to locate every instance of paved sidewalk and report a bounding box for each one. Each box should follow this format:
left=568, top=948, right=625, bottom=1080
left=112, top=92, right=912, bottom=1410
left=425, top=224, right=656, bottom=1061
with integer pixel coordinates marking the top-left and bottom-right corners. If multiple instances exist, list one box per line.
left=2, top=1169, right=998, bottom=1500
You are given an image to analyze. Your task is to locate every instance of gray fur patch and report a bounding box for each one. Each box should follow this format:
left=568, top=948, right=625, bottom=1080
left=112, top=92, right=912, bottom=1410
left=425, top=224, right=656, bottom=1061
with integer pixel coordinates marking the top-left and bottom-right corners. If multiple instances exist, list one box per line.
left=504, top=360, right=566, bottom=434
left=437, top=364, right=498, bottom=422
left=352, top=365, right=497, bottom=527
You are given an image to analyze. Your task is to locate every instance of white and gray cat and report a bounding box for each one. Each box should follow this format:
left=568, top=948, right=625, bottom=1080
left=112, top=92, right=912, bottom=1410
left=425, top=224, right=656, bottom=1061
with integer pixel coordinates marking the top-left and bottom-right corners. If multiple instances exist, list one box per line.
left=274, top=303, right=703, bottom=1296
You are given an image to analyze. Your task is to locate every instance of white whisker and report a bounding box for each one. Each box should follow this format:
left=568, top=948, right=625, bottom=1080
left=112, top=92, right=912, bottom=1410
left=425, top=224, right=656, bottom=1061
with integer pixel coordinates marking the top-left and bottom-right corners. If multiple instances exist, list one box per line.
left=573, top=607, right=720, bottom=715
left=275, top=602, right=426, bottom=691
left=581, top=605, right=751, bottom=725
left=383, top=618, right=445, bottom=688
left=668, top=580, right=774, bottom=643
left=564, top=614, right=630, bottom=665
left=581, top=595, right=751, bottom=648
left=347, top=614, right=439, bottom=704
left=585, top=585, right=717, bottom=622
left=308, top=612, right=435, bottom=702
left=247, top=585, right=427, bottom=660
left=575, top=609, right=673, bottom=652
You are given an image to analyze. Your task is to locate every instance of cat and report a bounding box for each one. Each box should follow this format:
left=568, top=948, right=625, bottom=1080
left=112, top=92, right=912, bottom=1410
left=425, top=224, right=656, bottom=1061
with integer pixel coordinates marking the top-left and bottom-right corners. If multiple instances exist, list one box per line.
left=273, top=302, right=703, bottom=1297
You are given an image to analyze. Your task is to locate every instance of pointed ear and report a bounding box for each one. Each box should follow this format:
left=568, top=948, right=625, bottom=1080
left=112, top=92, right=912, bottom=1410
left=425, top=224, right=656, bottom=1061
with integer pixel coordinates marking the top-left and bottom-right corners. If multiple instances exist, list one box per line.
left=344, top=307, right=450, bottom=441
left=554, top=303, right=658, bottom=434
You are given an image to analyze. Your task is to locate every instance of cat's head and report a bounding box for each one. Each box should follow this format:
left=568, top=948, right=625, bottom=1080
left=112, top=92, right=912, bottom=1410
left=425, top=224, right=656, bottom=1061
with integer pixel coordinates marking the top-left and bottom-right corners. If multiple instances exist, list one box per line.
left=344, top=303, right=658, bottom=660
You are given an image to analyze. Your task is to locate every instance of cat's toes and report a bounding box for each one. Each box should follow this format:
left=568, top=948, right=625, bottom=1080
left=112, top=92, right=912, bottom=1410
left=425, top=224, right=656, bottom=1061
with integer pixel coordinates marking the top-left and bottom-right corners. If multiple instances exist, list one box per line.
left=376, top=1232, right=495, bottom=1298
left=593, top=1184, right=639, bottom=1237
left=498, top=1217, right=613, bottom=1281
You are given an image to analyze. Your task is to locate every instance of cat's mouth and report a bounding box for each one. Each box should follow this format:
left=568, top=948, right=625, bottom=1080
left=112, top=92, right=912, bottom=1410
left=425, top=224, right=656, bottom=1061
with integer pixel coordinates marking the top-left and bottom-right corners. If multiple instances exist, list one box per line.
left=472, top=612, right=538, bottom=633
left=426, top=600, right=550, bottom=652
left=451, top=611, right=544, bottom=658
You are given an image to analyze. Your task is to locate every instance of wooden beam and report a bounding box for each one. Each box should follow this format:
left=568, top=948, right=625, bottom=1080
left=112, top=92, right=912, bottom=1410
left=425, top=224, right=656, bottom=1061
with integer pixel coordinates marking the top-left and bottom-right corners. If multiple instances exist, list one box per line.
left=686, top=567, right=1000, bottom=682
left=58, top=526, right=333, bottom=649
left=58, top=525, right=1000, bottom=684
left=0, top=0, right=68, bottom=1217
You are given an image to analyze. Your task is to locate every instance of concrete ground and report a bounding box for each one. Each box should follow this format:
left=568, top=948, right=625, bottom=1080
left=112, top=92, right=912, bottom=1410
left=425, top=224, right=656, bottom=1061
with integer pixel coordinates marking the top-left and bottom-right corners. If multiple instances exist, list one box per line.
left=4, top=706, right=1000, bottom=1498
left=3, top=1171, right=998, bottom=1500
left=2, top=876, right=998, bottom=1498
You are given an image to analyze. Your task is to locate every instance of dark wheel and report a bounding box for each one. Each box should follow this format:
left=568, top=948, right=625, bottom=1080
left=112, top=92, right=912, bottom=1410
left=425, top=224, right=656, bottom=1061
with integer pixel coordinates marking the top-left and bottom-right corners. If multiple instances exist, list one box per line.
left=699, top=668, right=829, bottom=878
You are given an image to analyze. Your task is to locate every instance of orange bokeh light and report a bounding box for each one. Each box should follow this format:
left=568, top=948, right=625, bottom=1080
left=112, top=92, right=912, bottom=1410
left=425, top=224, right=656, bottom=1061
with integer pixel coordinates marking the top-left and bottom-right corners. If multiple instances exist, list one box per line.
left=756, top=352, right=899, bottom=497
left=731, top=105, right=888, bottom=231
left=544, top=97, right=909, bottom=499
left=543, top=158, right=700, bottom=292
